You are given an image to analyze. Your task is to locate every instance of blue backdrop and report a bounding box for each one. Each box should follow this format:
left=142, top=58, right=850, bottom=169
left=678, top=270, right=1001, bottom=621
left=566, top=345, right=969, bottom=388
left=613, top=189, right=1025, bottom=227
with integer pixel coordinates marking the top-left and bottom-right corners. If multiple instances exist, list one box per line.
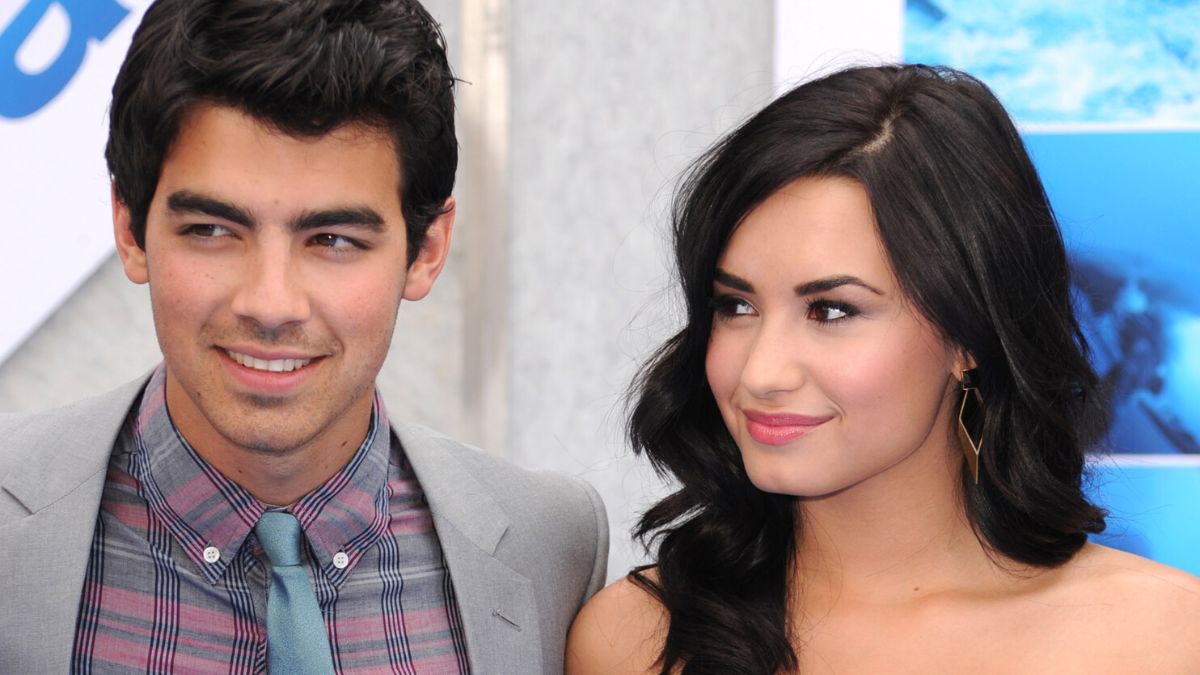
left=906, top=0, right=1200, bottom=574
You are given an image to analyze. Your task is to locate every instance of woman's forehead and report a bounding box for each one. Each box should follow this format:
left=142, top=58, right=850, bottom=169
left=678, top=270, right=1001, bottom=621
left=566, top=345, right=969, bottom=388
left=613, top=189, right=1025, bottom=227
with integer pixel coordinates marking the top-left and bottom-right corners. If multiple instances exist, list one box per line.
left=717, top=177, right=897, bottom=292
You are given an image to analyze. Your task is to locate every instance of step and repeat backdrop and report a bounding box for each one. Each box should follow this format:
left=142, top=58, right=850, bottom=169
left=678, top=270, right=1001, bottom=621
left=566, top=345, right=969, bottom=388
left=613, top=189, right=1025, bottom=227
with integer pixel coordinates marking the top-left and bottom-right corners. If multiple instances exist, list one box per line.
left=777, top=0, right=1200, bottom=573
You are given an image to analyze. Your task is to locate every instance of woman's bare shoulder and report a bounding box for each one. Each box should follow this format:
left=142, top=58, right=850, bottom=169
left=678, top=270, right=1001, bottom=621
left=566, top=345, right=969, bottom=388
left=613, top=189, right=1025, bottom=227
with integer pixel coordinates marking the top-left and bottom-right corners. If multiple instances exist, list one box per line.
left=566, top=571, right=669, bottom=675
left=1066, top=542, right=1200, bottom=600
left=1055, top=543, right=1200, bottom=668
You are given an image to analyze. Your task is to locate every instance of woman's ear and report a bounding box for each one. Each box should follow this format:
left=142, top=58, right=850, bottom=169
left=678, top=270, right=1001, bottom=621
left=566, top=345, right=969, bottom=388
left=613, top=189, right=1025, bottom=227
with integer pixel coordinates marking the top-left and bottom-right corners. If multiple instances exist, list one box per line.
left=952, top=346, right=977, bottom=379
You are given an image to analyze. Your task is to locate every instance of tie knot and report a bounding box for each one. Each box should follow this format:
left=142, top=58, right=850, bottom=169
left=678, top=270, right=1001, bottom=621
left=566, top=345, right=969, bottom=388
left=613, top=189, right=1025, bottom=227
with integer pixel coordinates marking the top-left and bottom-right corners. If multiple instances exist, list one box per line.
left=255, top=511, right=303, bottom=567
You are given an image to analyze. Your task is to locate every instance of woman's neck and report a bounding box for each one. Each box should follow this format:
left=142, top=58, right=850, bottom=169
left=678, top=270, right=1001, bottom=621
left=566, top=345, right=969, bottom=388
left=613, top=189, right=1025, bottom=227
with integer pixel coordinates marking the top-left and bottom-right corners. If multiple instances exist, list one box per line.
left=792, top=437, right=1015, bottom=610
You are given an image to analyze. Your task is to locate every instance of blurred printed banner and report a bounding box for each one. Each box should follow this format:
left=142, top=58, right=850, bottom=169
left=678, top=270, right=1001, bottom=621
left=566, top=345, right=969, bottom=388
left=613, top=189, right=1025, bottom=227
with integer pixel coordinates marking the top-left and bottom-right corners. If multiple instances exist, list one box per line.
left=0, top=0, right=151, bottom=364
left=907, top=0, right=1200, bottom=573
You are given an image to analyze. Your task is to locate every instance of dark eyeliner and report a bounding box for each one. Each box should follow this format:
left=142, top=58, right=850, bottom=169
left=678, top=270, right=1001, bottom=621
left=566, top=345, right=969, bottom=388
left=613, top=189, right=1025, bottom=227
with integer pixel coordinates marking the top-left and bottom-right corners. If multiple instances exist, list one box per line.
left=806, top=298, right=858, bottom=324
left=710, top=294, right=753, bottom=319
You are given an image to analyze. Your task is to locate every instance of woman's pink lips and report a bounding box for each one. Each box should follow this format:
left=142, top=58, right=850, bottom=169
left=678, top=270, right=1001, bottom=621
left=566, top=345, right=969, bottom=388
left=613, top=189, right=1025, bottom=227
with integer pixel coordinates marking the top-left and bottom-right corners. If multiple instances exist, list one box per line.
left=743, top=410, right=833, bottom=445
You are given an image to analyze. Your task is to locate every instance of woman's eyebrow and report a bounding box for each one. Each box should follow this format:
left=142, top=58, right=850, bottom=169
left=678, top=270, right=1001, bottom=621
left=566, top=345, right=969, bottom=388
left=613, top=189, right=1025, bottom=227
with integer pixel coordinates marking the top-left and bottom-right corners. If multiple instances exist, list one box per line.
left=714, top=269, right=753, bottom=292
left=794, top=275, right=883, bottom=296
left=715, top=269, right=883, bottom=296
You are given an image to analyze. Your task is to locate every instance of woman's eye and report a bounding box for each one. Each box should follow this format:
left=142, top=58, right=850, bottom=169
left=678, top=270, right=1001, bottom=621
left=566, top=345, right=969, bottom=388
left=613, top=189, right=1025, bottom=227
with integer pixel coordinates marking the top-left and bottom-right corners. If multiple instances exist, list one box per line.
left=711, top=295, right=756, bottom=318
left=807, top=300, right=857, bottom=324
left=310, top=233, right=365, bottom=251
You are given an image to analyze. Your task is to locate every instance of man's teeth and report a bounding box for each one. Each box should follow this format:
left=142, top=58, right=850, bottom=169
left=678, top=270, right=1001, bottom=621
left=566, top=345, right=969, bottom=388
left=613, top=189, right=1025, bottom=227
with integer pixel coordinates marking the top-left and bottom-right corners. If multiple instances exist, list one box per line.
left=226, top=351, right=312, bottom=372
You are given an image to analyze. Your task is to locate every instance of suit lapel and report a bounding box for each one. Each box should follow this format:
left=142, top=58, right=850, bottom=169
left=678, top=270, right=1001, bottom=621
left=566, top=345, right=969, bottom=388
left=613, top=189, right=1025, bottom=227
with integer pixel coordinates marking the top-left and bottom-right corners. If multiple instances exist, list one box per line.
left=0, top=487, right=107, bottom=670
left=0, top=377, right=144, bottom=671
left=396, top=424, right=544, bottom=674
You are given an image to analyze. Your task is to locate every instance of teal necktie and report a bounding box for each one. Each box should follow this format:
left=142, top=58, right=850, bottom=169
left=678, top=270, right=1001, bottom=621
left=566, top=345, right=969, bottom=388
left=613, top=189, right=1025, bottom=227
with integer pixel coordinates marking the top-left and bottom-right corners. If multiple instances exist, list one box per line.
left=255, top=511, right=336, bottom=674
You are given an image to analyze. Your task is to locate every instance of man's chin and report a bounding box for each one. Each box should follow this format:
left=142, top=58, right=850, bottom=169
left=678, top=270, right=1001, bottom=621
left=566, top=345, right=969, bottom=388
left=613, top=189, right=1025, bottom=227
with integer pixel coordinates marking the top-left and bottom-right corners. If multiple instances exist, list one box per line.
left=208, top=409, right=329, bottom=457
left=222, top=426, right=322, bottom=457
left=237, top=391, right=295, bottom=410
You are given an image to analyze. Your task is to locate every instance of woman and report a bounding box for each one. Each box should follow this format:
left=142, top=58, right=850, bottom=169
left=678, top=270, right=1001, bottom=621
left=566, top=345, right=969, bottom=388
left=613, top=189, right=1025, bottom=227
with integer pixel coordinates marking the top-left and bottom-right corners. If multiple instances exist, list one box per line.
left=566, top=65, right=1200, bottom=674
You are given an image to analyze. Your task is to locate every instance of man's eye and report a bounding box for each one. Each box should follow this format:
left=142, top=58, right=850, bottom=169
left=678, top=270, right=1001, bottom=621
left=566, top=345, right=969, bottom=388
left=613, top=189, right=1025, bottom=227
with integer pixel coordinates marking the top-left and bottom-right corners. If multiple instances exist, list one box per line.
left=711, top=295, right=756, bottom=319
left=310, top=233, right=365, bottom=251
left=184, top=223, right=233, bottom=238
left=806, top=300, right=857, bottom=324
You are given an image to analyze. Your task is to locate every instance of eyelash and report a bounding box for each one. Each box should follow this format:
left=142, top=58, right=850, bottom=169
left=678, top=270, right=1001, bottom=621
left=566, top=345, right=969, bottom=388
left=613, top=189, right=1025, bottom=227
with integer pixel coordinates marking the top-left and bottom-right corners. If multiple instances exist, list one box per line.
left=806, top=299, right=858, bottom=324
left=309, top=233, right=368, bottom=252
left=182, top=223, right=233, bottom=238
left=710, top=294, right=859, bottom=325
left=710, top=295, right=754, bottom=320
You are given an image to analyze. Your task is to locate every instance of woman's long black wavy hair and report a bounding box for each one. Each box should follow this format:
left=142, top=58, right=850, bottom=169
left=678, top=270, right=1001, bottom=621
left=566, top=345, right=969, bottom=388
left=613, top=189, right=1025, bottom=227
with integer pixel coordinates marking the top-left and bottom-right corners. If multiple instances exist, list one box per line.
left=628, top=65, right=1108, bottom=674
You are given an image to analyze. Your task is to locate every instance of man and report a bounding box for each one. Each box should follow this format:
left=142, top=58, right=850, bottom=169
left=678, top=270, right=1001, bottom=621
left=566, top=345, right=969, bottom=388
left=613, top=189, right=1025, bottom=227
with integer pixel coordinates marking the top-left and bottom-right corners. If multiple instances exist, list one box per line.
left=0, top=1, right=607, bottom=672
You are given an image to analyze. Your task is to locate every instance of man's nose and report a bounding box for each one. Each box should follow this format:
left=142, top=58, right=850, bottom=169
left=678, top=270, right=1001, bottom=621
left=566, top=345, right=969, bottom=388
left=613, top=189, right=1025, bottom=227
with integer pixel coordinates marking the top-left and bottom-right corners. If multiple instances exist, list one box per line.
left=229, top=241, right=312, bottom=330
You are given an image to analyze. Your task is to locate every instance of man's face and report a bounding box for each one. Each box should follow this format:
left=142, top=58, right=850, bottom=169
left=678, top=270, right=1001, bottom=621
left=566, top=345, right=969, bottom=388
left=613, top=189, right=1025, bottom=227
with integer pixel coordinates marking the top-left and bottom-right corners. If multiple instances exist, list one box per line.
left=114, top=104, right=452, bottom=460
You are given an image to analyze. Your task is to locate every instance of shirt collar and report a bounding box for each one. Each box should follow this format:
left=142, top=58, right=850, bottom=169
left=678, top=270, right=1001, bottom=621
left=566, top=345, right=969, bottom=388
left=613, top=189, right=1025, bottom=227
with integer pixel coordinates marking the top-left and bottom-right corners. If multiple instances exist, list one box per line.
left=130, top=364, right=394, bottom=585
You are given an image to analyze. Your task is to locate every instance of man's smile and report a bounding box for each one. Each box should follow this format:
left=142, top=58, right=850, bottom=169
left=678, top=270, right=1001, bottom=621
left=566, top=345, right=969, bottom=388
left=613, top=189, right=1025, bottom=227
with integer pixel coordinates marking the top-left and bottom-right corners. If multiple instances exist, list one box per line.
left=225, top=349, right=314, bottom=373
left=217, top=346, right=326, bottom=396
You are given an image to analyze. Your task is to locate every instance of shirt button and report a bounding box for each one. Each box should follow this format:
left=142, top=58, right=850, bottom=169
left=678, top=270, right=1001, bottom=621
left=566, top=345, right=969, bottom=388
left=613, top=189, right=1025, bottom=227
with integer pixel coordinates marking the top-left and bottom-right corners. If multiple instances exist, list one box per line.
left=203, top=546, right=221, bottom=564
left=333, top=551, right=349, bottom=569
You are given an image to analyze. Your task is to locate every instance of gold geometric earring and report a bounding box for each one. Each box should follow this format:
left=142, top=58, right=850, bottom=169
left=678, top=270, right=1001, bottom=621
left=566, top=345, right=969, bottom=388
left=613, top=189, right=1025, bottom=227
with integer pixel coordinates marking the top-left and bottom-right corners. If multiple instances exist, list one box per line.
left=957, top=368, right=985, bottom=484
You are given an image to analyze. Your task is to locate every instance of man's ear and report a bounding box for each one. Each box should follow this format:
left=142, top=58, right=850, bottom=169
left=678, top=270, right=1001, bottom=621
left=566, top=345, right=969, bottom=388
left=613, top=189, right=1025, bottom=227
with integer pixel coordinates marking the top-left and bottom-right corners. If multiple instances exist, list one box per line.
left=402, top=197, right=455, bottom=301
left=112, top=183, right=149, bottom=285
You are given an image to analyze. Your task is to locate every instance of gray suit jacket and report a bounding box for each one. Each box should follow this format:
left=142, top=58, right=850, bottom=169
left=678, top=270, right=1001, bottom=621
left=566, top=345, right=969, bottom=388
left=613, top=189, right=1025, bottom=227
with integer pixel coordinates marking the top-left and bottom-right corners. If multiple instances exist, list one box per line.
left=0, top=377, right=608, bottom=673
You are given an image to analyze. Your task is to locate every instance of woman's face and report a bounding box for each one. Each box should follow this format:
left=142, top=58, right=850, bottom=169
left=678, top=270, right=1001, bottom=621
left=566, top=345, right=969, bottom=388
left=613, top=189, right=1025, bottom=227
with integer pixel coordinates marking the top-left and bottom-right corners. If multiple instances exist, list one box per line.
left=705, top=176, right=969, bottom=497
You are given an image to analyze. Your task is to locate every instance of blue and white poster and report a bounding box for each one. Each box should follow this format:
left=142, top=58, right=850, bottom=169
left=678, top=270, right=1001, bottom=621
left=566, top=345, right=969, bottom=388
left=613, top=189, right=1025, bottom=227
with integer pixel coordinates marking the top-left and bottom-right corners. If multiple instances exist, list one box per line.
left=0, top=0, right=152, bottom=363
left=906, top=0, right=1200, bottom=574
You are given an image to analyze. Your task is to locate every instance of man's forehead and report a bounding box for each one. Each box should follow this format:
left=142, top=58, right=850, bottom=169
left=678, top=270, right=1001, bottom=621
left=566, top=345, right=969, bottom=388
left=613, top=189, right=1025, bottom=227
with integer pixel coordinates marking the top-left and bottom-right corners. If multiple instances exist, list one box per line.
left=153, top=103, right=408, bottom=221
left=172, top=102, right=401, bottom=159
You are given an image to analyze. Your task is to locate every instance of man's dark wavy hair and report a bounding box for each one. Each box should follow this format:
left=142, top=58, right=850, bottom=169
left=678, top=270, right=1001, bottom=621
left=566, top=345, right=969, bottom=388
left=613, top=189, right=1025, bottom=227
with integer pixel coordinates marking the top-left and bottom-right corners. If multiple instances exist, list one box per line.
left=107, top=0, right=456, bottom=265
left=628, top=64, right=1108, bottom=674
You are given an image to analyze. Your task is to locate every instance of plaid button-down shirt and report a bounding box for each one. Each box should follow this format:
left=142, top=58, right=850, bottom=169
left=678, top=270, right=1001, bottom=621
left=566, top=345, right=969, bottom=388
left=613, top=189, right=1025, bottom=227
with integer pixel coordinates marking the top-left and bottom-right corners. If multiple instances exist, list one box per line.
left=71, top=366, right=470, bottom=673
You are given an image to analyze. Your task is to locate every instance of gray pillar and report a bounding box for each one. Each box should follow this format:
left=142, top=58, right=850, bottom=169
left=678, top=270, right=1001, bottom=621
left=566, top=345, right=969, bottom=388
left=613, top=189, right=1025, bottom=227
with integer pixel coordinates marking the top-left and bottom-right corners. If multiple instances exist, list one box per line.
left=494, top=0, right=775, bottom=576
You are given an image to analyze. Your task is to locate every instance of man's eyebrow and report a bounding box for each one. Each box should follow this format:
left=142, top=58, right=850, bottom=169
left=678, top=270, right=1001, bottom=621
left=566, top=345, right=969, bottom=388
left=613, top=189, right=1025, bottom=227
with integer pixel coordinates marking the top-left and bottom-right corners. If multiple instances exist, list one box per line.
left=291, top=207, right=385, bottom=233
left=167, top=191, right=255, bottom=227
left=714, top=269, right=883, bottom=296
left=165, top=192, right=386, bottom=233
